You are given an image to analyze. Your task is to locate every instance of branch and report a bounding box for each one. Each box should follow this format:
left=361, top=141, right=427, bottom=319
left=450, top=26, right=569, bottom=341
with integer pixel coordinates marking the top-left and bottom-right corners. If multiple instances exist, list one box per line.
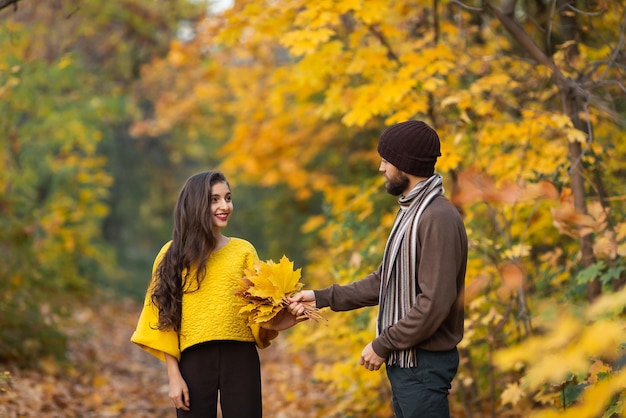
left=367, top=24, right=400, bottom=64
left=565, top=3, right=607, bottom=17
left=598, top=16, right=626, bottom=82
left=451, top=0, right=625, bottom=129
left=589, top=79, right=626, bottom=94
left=451, top=0, right=564, bottom=74
left=0, top=0, right=22, bottom=13
left=485, top=3, right=562, bottom=77
left=449, top=0, right=483, bottom=12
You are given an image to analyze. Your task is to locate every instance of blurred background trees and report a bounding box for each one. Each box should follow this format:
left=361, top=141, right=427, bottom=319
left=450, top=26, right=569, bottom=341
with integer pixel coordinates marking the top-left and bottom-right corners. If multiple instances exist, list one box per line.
left=1, top=0, right=625, bottom=416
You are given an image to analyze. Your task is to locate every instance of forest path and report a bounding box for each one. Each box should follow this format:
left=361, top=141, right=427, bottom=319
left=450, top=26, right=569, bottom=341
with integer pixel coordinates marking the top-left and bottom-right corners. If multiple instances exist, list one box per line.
left=0, top=298, right=326, bottom=418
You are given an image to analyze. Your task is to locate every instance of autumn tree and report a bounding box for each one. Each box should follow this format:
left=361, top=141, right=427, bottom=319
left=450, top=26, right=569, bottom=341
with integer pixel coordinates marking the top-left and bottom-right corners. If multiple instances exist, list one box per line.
left=0, top=14, right=111, bottom=365
left=130, top=0, right=626, bottom=416
left=0, top=0, right=205, bottom=364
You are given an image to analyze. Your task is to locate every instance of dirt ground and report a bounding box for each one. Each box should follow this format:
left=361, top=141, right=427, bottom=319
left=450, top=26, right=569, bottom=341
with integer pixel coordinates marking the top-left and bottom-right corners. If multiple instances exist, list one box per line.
left=0, top=298, right=330, bottom=418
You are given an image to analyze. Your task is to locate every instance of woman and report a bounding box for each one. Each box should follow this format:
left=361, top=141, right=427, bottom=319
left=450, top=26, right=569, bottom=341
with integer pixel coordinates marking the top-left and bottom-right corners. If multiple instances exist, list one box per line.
left=131, top=170, right=297, bottom=418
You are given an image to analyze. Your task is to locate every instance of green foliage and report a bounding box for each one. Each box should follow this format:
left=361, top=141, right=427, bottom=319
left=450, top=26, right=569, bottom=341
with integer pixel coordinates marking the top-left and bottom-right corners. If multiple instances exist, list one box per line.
left=576, top=262, right=606, bottom=285
left=578, top=261, right=625, bottom=289
left=0, top=0, right=320, bottom=367
left=0, top=0, right=206, bottom=365
left=0, top=299, right=67, bottom=366
left=0, top=21, right=114, bottom=364
left=562, top=377, right=586, bottom=409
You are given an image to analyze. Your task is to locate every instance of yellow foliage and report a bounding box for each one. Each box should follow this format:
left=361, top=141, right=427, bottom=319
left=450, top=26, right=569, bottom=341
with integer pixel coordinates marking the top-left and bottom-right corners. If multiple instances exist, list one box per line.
left=495, top=295, right=626, bottom=415
left=501, top=244, right=531, bottom=260
left=435, top=133, right=464, bottom=172
left=501, top=382, right=526, bottom=406
left=280, top=28, right=336, bottom=56
left=384, top=93, right=430, bottom=124
left=352, top=0, right=391, bottom=25
left=586, top=286, right=626, bottom=319
left=531, top=371, right=626, bottom=418
left=237, top=256, right=304, bottom=324
left=617, top=222, right=626, bottom=258
left=301, top=215, right=326, bottom=234
left=127, top=1, right=626, bottom=416
left=58, top=56, right=72, bottom=70
left=565, top=127, right=588, bottom=143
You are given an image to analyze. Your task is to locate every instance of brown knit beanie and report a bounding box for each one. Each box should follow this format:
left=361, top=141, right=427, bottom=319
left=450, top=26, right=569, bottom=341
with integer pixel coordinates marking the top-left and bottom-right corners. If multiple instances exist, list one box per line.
left=377, top=120, right=441, bottom=177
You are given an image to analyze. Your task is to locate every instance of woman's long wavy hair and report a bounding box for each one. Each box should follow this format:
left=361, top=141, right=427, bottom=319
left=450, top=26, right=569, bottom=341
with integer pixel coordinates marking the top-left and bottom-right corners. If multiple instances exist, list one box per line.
left=150, top=171, right=230, bottom=333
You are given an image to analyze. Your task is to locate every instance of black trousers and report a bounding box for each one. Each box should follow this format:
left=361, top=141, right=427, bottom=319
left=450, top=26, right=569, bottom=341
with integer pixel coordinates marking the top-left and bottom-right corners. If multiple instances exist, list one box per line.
left=176, top=340, right=262, bottom=418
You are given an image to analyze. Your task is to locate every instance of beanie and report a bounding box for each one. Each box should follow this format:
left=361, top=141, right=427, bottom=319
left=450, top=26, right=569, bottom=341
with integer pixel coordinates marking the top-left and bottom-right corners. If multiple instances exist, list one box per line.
left=377, top=120, right=441, bottom=177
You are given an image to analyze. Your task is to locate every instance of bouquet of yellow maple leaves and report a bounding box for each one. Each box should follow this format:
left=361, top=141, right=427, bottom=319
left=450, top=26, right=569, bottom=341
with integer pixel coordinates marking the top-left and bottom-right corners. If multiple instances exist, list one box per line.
left=236, top=255, right=325, bottom=326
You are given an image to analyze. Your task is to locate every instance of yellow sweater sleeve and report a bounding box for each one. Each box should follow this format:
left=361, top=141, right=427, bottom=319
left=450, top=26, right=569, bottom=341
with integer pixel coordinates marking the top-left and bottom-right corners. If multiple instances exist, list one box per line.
left=250, top=324, right=279, bottom=349
left=130, top=296, right=180, bottom=362
left=130, top=242, right=181, bottom=362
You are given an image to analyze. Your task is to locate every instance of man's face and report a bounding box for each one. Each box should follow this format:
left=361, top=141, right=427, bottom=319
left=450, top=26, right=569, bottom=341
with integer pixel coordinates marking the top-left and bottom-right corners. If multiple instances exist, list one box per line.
left=379, top=159, right=409, bottom=196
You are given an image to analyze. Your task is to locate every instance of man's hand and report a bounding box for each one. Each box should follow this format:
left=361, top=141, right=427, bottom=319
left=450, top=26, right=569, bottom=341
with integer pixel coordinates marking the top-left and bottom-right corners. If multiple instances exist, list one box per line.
left=286, top=290, right=316, bottom=317
left=360, top=342, right=385, bottom=371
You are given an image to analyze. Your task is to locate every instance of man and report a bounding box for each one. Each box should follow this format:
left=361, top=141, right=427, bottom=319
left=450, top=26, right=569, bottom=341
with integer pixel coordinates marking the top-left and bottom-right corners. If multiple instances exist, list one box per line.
left=289, top=120, right=468, bottom=418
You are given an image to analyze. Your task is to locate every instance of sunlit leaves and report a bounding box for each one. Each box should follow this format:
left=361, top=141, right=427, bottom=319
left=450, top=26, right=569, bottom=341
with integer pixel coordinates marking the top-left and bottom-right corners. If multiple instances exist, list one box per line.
left=122, top=0, right=626, bottom=415
left=493, top=291, right=626, bottom=417
left=501, top=382, right=526, bottom=406
left=280, top=28, right=336, bottom=56
left=587, top=286, right=626, bottom=318
left=246, top=256, right=303, bottom=300
left=565, top=127, right=588, bottom=143
left=237, top=256, right=325, bottom=324
left=0, top=0, right=200, bottom=365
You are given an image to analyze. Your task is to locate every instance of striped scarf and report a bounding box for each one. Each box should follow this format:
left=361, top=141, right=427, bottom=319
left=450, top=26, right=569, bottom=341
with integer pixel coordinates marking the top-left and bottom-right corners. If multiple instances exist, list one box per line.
left=377, top=174, right=444, bottom=367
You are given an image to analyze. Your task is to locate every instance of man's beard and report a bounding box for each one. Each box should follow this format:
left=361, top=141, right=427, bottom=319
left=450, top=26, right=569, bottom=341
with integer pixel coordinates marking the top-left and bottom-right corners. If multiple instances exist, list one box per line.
left=385, top=171, right=409, bottom=196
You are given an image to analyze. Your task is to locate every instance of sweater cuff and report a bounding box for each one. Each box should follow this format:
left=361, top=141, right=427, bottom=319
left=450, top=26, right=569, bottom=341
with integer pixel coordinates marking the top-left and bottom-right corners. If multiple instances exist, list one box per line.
left=313, top=289, right=331, bottom=309
left=250, top=323, right=279, bottom=349
left=371, top=338, right=391, bottom=360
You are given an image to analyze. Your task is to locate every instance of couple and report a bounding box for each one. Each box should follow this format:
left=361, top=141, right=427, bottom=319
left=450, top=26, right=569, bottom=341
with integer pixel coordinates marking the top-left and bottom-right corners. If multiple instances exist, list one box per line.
left=131, top=120, right=468, bottom=418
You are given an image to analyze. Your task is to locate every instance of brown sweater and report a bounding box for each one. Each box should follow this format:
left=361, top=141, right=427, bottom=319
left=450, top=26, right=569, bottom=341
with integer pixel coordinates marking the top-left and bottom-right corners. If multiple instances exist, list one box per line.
left=314, top=195, right=467, bottom=360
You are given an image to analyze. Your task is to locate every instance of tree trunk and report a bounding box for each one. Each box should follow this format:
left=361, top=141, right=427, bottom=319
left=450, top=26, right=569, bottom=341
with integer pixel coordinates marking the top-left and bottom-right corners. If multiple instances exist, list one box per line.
left=557, top=0, right=600, bottom=301
left=487, top=0, right=601, bottom=301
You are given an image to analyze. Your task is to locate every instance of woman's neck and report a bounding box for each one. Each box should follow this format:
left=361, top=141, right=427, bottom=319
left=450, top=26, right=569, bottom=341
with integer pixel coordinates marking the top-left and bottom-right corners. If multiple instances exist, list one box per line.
left=214, top=234, right=230, bottom=251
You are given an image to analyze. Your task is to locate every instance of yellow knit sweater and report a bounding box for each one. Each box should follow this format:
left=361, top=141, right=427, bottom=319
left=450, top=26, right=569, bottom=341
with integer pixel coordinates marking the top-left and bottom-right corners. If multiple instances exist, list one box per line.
left=131, top=238, right=277, bottom=362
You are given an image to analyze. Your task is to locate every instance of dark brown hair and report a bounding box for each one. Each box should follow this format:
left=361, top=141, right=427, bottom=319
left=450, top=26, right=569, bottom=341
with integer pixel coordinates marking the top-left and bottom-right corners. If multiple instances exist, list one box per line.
left=150, top=171, right=230, bottom=333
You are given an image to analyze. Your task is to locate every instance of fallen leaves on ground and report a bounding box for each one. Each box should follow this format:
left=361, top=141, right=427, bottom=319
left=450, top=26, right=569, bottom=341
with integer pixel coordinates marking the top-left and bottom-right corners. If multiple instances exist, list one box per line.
left=0, top=297, right=330, bottom=417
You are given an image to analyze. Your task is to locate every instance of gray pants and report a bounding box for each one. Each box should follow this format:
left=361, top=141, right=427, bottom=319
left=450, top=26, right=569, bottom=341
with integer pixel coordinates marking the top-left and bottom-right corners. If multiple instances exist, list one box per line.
left=386, top=348, right=459, bottom=418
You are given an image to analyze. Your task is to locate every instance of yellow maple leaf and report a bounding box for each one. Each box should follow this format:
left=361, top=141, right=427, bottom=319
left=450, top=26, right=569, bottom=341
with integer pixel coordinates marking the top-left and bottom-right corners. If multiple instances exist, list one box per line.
left=500, top=382, right=525, bottom=406
left=237, top=256, right=324, bottom=325
left=565, top=126, right=588, bottom=143
left=254, top=305, right=279, bottom=323
left=273, top=255, right=304, bottom=294
left=245, top=263, right=283, bottom=303
left=245, top=256, right=302, bottom=303
left=280, top=28, right=335, bottom=56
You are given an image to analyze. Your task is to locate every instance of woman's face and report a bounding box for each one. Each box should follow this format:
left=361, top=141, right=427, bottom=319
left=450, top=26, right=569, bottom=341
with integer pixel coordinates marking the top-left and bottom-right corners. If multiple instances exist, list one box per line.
left=210, top=181, right=233, bottom=230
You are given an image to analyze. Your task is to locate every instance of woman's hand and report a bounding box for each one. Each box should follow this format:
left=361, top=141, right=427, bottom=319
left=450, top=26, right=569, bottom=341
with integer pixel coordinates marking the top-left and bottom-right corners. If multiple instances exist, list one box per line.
left=169, top=374, right=190, bottom=411
left=165, top=354, right=190, bottom=411
left=263, top=308, right=306, bottom=331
